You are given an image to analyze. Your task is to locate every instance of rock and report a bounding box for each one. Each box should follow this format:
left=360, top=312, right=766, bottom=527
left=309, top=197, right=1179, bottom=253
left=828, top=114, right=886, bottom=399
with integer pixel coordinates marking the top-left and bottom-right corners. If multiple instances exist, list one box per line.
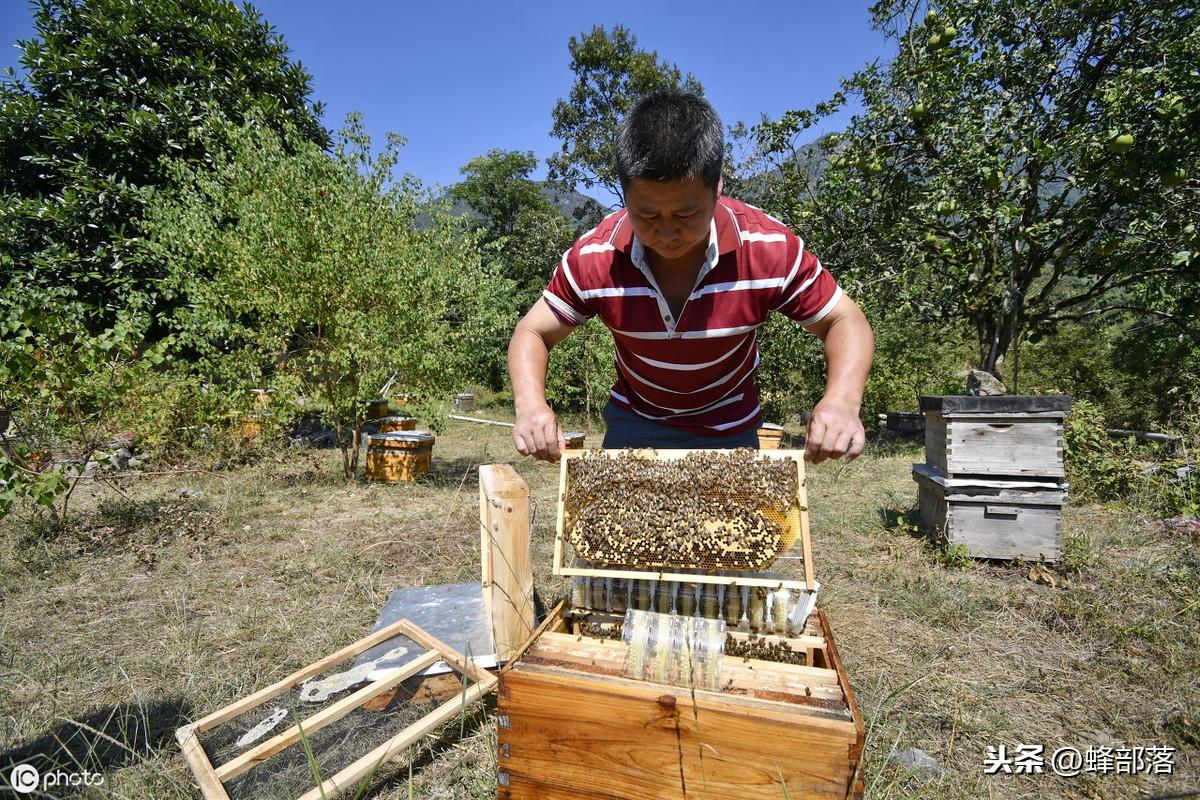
left=1174, top=464, right=1194, bottom=480
left=889, top=747, right=942, bottom=778
left=966, top=370, right=1006, bottom=396
left=109, top=447, right=132, bottom=469
left=126, top=455, right=144, bottom=469
left=178, top=486, right=205, bottom=499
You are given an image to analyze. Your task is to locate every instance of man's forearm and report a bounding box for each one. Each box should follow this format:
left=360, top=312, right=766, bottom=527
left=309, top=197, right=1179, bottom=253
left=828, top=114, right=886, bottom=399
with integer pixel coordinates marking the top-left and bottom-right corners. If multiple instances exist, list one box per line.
left=818, top=303, right=874, bottom=409
left=508, top=324, right=553, bottom=414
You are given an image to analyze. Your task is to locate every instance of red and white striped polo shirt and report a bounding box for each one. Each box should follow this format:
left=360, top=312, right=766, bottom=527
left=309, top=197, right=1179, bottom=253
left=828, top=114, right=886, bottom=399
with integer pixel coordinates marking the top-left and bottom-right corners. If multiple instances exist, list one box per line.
left=543, top=196, right=843, bottom=434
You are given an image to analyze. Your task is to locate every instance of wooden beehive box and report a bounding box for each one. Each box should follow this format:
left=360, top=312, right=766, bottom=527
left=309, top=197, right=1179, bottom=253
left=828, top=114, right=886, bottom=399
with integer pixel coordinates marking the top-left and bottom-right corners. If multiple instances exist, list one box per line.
left=497, top=602, right=863, bottom=799
left=913, top=464, right=1065, bottom=561
left=922, top=395, right=1070, bottom=478
left=497, top=448, right=863, bottom=799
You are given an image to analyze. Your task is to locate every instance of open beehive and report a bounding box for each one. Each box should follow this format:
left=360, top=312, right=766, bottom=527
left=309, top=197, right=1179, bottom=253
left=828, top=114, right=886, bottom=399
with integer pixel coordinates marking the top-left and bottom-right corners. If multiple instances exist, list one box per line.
left=499, top=448, right=863, bottom=799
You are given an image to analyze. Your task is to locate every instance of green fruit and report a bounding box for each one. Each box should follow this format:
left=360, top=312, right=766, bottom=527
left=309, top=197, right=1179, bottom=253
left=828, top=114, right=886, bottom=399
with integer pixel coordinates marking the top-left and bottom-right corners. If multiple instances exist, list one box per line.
left=983, top=171, right=1002, bottom=190
left=1162, top=167, right=1187, bottom=187
left=922, top=232, right=942, bottom=249
left=909, top=102, right=928, bottom=120
left=925, top=10, right=940, bottom=25
left=936, top=200, right=957, bottom=215
left=927, top=33, right=944, bottom=50
left=942, top=25, right=957, bottom=41
left=1107, top=133, right=1134, bottom=153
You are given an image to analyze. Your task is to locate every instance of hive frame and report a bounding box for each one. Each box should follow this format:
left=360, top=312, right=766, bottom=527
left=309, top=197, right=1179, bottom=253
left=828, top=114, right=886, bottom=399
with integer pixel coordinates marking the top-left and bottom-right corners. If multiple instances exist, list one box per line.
left=553, top=448, right=815, bottom=592
left=176, top=618, right=497, bottom=800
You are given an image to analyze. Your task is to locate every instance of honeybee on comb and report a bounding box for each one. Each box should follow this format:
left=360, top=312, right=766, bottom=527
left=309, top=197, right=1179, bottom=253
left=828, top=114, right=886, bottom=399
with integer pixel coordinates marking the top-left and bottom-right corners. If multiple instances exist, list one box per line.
left=564, top=449, right=798, bottom=570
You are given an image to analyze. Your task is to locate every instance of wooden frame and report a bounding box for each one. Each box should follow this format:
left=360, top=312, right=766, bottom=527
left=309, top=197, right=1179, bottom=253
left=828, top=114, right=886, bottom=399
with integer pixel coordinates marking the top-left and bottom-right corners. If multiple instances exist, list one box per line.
left=553, top=448, right=815, bottom=592
left=479, top=464, right=535, bottom=663
left=176, top=618, right=497, bottom=800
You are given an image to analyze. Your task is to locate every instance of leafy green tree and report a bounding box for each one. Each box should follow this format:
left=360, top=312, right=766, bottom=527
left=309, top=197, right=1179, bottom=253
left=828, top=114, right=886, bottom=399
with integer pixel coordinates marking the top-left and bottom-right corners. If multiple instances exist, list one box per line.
left=0, top=0, right=326, bottom=336
left=144, top=116, right=514, bottom=478
left=450, top=149, right=552, bottom=241
left=752, top=0, right=1199, bottom=380
left=1, top=294, right=169, bottom=521
left=547, top=24, right=703, bottom=202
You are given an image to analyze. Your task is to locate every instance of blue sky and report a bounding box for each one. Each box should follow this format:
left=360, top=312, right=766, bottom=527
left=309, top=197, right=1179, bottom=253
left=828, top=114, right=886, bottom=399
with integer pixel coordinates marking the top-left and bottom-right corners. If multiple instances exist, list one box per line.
left=1, top=1, right=891, bottom=205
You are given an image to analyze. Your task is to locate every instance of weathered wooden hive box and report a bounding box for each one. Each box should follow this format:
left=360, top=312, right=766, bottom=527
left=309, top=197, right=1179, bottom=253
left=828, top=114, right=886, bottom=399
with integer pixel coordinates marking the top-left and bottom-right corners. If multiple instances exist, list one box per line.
left=497, top=448, right=865, bottom=800
left=916, top=395, right=1071, bottom=561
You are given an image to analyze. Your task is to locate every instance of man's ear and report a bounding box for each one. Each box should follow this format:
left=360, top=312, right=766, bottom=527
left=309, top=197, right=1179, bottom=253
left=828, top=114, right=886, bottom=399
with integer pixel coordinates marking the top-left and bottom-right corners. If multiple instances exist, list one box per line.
left=716, top=174, right=724, bottom=197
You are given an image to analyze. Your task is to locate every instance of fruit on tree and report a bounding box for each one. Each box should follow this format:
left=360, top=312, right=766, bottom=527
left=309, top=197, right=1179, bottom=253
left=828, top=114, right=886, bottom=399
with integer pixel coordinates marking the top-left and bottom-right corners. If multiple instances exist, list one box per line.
left=1107, top=133, right=1134, bottom=153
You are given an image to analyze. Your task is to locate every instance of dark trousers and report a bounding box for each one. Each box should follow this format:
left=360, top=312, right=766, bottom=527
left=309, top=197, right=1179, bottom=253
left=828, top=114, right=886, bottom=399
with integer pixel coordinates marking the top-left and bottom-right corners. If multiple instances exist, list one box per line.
left=601, top=402, right=760, bottom=449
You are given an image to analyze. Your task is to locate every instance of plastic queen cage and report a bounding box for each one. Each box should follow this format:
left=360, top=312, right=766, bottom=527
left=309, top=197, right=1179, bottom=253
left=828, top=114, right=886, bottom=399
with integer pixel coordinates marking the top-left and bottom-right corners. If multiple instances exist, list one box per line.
left=561, top=449, right=803, bottom=572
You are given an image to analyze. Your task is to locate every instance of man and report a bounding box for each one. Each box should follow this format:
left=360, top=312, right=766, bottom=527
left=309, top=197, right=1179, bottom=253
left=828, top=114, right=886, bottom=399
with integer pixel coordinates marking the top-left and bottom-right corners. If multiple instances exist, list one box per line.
left=508, top=89, right=874, bottom=462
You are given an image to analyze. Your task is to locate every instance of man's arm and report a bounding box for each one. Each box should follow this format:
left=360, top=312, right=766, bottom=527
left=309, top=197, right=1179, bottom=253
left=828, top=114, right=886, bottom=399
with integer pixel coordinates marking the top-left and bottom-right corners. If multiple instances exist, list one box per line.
left=802, top=295, right=875, bottom=463
left=508, top=298, right=577, bottom=461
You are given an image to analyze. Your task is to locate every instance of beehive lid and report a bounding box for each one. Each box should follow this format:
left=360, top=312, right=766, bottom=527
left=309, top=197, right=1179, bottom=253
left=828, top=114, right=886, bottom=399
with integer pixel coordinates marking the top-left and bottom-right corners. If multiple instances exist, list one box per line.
left=919, top=395, right=1072, bottom=414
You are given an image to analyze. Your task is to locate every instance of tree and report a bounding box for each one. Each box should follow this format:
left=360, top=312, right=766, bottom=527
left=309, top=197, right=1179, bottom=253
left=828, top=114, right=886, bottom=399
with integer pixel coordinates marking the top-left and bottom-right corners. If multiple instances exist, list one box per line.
left=753, top=0, right=1199, bottom=380
left=0, top=0, right=326, bottom=336
left=450, top=149, right=552, bottom=241
left=144, top=116, right=514, bottom=479
left=547, top=25, right=703, bottom=202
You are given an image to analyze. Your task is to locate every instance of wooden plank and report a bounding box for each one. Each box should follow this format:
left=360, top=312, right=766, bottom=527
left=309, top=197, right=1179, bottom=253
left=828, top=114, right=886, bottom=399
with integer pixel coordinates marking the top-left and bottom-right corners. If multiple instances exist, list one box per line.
left=394, top=619, right=497, bottom=688
left=479, top=464, right=535, bottom=663
left=296, top=678, right=494, bottom=800
left=213, top=649, right=442, bottom=782
left=175, top=726, right=231, bottom=800
left=556, top=565, right=813, bottom=592
left=526, top=631, right=844, bottom=699
left=190, top=616, right=427, bottom=733
left=501, top=599, right=569, bottom=673
left=797, top=455, right=815, bottom=591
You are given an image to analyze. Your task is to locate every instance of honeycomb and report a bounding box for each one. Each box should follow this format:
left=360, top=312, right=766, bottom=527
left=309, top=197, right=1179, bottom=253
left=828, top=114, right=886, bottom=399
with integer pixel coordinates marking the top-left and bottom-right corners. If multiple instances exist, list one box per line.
left=563, top=449, right=800, bottom=571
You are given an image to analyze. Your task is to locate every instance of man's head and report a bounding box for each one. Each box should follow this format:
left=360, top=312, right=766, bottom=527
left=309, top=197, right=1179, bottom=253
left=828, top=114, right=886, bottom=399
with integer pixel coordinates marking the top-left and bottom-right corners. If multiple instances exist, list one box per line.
left=617, top=89, right=723, bottom=195
left=618, top=89, right=724, bottom=265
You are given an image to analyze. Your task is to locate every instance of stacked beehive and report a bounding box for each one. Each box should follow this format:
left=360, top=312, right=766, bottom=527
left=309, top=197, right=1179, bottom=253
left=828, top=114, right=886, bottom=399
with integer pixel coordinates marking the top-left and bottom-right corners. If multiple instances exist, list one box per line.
left=913, top=394, right=1072, bottom=561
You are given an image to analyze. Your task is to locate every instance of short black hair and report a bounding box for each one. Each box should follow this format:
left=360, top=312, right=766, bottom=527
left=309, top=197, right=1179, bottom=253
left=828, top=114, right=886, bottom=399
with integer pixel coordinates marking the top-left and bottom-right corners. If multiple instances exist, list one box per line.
left=616, top=88, right=724, bottom=193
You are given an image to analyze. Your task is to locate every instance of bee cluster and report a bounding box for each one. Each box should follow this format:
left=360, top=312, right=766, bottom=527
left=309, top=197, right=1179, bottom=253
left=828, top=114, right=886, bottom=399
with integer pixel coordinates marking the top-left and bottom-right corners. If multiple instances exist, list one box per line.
left=571, top=573, right=809, bottom=636
left=564, top=449, right=799, bottom=571
left=725, top=634, right=807, bottom=665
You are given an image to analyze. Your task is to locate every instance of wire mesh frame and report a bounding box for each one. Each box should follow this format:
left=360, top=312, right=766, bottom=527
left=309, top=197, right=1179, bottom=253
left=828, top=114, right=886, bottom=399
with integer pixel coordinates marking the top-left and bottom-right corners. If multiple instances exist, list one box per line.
left=175, top=618, right=498, bottom=800
left=553, top=449, right=815, bottom=592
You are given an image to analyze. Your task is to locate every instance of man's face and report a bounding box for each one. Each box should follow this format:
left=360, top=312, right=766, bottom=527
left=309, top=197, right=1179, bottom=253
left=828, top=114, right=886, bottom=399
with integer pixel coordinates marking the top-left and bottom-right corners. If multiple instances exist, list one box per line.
left=624, top=174, right=721, bottom=264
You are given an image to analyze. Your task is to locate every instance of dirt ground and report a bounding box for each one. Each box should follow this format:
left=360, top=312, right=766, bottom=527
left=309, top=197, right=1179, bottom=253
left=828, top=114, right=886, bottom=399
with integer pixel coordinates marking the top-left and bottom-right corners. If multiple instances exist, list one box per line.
left=1, top=414, right=1196, bottom=799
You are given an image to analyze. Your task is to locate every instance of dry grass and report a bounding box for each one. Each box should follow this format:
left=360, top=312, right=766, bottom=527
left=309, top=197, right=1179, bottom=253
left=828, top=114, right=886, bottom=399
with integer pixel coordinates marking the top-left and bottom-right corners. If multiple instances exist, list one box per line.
left=1, top=417, right=1196, bottom=799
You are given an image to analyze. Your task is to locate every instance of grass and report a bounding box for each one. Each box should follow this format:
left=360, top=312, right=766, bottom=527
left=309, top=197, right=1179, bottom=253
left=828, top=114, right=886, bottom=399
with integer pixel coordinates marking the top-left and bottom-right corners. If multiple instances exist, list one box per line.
left=0, top=418, right=1197, bottom=799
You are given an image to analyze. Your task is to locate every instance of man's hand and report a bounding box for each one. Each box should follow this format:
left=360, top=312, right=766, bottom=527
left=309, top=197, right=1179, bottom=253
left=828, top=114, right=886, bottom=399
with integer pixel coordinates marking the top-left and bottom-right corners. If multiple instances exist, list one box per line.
left=513, top=403, right=566, bottom=462
left=804, top=396, right=866, bottom=463
left=509, top=299, right=577, bottom=461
